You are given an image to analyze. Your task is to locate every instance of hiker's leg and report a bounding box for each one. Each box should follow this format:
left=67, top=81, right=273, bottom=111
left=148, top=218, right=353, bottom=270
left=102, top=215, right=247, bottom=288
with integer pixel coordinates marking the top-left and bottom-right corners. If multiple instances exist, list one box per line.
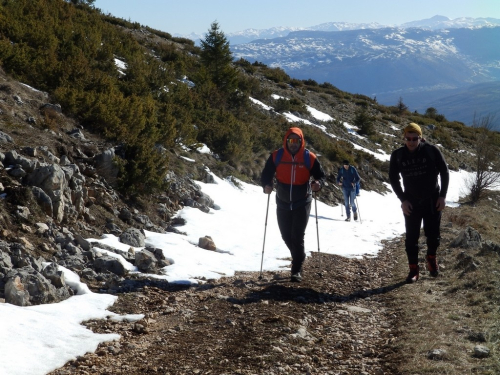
left=277, top=206, right=293, bottom=252
left=404, top=210, right=423, bottom=265
left=350, top=189, right=357, bottom=213
left=423, top=208, right=442, bottom=256
left=342, top=188, right=351, bottom=217
left=289, top=203, right=311, bottom=274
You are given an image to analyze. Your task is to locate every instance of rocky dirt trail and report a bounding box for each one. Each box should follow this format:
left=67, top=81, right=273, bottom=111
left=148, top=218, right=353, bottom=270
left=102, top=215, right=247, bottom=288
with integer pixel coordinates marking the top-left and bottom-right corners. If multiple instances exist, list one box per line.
left=50, top=239, right=406, bottom=375
left=41, top=210, right=500, bottom=375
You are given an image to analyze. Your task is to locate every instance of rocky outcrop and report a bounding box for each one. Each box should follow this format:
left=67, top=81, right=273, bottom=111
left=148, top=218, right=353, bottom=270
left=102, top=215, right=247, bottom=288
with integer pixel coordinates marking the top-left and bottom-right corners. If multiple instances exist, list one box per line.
left=119, top=228, right=145, bottom=247
left=0, top=122, right=220, bottom=305
left=450, top=226, right=482, bottom=248
left=1, top=241, right=74, bottom=306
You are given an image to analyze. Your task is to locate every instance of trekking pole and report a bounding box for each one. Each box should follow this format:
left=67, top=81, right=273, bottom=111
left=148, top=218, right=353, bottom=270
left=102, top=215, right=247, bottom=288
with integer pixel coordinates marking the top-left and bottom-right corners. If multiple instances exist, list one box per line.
left=340, top=201, right=343, bottom=217
left=314, top=192, right=322, bottom=276
left=355, top=196, right=362, bottom=224
left=259, top=194, right=271, bottom=280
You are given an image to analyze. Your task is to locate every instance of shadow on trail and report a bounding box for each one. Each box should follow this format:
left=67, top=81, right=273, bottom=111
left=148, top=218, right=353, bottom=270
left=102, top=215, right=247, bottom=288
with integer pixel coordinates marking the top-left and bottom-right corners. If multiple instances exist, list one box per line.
left=100, top=276, right=193, bottom=294
left=225, top=280, right=407, bottom=305
left=309, top=213, right=336, bottom=221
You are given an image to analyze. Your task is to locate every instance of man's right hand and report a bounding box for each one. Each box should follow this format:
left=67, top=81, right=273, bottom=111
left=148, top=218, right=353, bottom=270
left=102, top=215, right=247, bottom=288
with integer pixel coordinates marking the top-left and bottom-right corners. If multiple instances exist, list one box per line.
left=264, top=185, right=273, bottom=194
left=401, top=200, right=413, bottom=216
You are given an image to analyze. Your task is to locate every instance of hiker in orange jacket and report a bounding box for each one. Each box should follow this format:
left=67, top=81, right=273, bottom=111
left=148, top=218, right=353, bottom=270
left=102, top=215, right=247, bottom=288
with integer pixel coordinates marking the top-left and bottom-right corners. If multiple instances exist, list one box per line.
left=261, top=127, right=325, bottom=282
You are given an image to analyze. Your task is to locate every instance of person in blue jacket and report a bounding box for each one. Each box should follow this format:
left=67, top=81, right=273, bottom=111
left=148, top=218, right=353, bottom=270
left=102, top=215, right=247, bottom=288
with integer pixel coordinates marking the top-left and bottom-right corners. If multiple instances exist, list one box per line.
left=337, top=160, right=361, bottom=221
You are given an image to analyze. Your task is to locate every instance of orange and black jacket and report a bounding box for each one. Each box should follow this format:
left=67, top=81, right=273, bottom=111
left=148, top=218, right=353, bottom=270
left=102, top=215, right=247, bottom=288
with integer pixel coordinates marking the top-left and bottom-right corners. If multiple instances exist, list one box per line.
left=261, top=127, right=325, bottom=210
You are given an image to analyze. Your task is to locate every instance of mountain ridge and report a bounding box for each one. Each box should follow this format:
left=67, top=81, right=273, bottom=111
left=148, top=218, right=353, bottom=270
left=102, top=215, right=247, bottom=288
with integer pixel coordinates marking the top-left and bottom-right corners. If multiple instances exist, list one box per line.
left=178, top=15, right=500, bottom=46
left=230, top=23, right=500, bottom=128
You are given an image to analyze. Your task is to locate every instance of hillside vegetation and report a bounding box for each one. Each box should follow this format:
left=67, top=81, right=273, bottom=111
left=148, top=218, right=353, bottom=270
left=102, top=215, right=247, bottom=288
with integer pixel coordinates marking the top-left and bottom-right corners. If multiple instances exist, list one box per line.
left=2, top=0, right=499, bottom=198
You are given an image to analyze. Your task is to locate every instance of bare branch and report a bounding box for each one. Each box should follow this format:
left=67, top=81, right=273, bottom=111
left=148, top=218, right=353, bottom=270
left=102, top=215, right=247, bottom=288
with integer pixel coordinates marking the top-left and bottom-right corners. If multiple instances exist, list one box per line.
left=467, top=113, right=500, bottom=202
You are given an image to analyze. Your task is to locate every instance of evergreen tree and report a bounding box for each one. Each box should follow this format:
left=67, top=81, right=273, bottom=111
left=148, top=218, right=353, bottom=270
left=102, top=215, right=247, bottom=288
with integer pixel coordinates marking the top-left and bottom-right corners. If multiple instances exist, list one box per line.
left=396, top=96, right=408, bottom=114
left=199, top=21, right=238, bottom=93
left=425, top=107, right=438, bottom=118
left=354, top=109, right=375, bottom=135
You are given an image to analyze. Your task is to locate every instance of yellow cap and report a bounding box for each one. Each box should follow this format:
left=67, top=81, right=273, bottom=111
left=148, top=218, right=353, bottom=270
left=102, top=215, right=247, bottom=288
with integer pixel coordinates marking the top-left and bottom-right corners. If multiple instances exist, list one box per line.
left=403, top=123, right=422, bottom=136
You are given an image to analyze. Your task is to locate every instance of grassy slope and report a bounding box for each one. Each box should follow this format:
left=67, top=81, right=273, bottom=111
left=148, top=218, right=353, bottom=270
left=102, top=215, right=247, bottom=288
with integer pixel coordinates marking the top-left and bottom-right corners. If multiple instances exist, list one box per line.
left=386, top=192, right=500, bottom=374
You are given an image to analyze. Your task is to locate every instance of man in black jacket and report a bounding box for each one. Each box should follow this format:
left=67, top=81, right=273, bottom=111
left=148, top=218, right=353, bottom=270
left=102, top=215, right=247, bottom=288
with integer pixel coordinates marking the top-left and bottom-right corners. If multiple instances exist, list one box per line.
left=261, top=127, right=325, bottom=282
left=389, top=123, right=449, bottom=283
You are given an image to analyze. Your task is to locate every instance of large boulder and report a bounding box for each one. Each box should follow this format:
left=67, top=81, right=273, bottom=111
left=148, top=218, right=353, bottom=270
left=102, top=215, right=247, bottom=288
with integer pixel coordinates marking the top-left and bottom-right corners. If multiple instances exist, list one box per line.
left=199, top=235, right=216, bottom=251
left=135, top=249, right=158, bottom=273
left=4, top=150, right=38, bottom=173
left=25, top=163, right=67, bottom=222
left=119, top=228, right=145, bottom=247
left=4, top=268, right=72, bottom=306
left=0, top=131, right=14, bottom=143
left=94, top=148, right=118, bottom=180
left=5, top=276, right=30, bottom=306
left=450, top=226, right=482, bottom=249
left=31, top=186, right=53, bottom=216
left=42, top=263, right=66, bottom=288
left=94, top=255, right=127, bottom=276
left=0, top=249, right=13, bottom=273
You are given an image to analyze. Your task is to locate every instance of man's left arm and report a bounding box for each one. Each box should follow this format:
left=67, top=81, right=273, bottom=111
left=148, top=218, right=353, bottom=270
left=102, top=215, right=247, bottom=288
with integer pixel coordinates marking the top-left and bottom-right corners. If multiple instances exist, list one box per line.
left=435, top=146, right=449, bottom=211
left=435, top=147, right=449, bottom=198
left=353, top=167, right=361, bottom=184
left=310, top=158, right=326, bottom=192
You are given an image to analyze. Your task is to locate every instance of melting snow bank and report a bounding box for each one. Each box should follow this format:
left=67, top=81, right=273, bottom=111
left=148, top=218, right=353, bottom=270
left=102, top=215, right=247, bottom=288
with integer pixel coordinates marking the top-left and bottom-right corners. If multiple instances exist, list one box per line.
left=0, top=266, right=143, bottom=375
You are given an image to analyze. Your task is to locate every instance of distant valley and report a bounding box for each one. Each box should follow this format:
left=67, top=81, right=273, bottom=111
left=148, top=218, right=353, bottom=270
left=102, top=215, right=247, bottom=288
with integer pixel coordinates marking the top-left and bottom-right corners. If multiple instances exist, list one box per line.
left=226, top=16, right=500, bottom=128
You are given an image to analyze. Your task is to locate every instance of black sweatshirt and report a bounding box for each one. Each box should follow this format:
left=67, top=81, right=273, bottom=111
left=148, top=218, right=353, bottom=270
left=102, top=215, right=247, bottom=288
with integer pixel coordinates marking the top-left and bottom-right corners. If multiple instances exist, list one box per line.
left=389, top=141, right=449, bottom=203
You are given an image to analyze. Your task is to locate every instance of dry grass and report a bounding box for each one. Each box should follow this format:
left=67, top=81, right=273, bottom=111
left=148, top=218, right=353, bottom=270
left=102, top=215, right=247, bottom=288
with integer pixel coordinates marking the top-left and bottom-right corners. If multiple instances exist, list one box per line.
left=386, top=191, right=500, bottom=374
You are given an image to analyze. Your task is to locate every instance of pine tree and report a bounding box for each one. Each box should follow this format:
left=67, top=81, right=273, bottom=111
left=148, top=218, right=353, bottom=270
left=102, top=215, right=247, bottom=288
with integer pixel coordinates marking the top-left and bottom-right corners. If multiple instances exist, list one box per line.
left=396, top=96, right=408, bottom=114
left=200, top=21, right=238, bottom=93
left=354, top=109, right=375, bottom=135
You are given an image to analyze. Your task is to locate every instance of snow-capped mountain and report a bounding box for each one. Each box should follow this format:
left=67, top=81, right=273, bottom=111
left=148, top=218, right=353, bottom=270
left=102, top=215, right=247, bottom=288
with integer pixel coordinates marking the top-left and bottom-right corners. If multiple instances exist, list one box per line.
left=224, top=22, right=387, bottom=45
left=232, top=26, right=500, bottom=92
left=230, top=17, right=500, bottom=126
left=225, top=26, right=307, bottom=45
left=401, top=15, right=500, bottom=30
left=179, top=22, right=386, bottom=45
left=182, top=26, right=303, bottom=45
left=181, top=16, right=500, bottom=46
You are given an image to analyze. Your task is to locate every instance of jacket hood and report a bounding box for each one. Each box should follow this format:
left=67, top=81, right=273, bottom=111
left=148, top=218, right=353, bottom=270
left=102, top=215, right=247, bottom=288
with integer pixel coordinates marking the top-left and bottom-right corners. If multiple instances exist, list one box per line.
left=283, top=127, right=305, bottom=154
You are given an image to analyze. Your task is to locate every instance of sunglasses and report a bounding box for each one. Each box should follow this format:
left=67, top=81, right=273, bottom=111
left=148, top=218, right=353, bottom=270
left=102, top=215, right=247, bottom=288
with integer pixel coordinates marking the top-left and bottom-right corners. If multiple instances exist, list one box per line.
left=287, top=138, right=302, bottom=144
left=404, top=136, right=420, bottom=142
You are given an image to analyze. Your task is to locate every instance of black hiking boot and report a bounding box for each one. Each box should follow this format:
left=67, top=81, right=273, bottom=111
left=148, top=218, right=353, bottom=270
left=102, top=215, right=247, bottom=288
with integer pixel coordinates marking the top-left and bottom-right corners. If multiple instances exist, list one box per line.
left=345, top=216, right=351, bottom=222
left=291, top=272, right=302, bottom=282
left=353, top=212, right=358, bottom=221
left=426, top=255, right=439, bottom=277
left=406, top=264, right=419, bottom=283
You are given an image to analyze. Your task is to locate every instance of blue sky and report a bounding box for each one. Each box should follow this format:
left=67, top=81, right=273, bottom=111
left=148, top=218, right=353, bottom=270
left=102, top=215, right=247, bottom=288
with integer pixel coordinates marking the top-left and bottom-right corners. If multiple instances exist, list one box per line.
left=93, top=0, right=500, bottom=36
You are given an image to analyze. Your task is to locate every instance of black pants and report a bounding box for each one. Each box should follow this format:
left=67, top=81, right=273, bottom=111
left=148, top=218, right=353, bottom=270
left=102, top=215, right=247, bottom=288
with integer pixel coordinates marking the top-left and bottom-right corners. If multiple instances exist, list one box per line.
left=277, top=203, right=311, bottom=274
left=404, top=198, right=442, bottom=265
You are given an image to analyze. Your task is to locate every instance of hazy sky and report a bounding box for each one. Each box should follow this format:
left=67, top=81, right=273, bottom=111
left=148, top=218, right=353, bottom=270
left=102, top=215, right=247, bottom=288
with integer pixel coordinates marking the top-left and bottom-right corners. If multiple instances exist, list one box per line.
left=93, top=0, right=500, bottom=36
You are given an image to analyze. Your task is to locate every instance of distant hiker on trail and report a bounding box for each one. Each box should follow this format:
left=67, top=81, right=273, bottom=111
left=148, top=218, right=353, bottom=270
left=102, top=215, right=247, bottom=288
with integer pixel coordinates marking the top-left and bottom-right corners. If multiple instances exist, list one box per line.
left=261, top=127, right=325, bottom=283
left=337, top=160, right=361, bottom=222
left=389, top=123, right=449, bottom=284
